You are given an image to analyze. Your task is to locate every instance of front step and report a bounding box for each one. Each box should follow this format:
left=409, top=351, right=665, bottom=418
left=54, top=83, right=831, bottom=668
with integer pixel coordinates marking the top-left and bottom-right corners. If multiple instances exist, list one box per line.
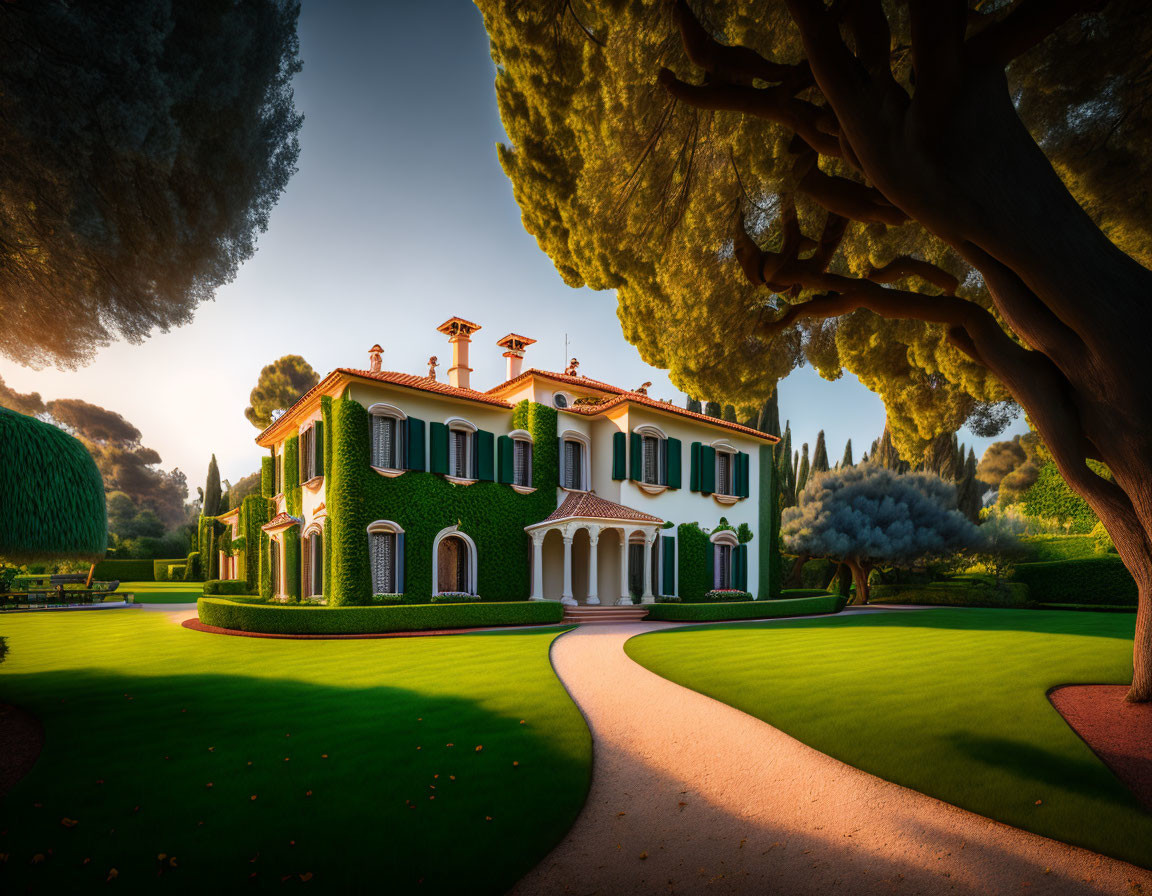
left=562, top=605, right=650, bottom=625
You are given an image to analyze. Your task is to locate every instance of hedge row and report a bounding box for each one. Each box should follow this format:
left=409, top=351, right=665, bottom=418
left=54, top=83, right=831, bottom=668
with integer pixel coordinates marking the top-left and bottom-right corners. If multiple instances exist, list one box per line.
left=870, top=581, right=1031, bottom=608
left=644, top=594, right=846, bottom=622
left=93, top=559, right=156, bottom=581
left=203, top=579, right=256, bottom=596
left=152, top=558, right=186, bottom=582
left=1013, top=556, right=1137, bottom=606
left=197, top=597, right=565, bottom=634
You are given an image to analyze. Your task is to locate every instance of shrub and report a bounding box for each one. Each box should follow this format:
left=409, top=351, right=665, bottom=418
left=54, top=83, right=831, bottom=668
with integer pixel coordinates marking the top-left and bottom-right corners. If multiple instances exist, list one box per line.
left=655, top=595, right=682, bottom=603
left=698, top=589, right=753, bottom=603
left=167, top=564, right=186, bottom=580
left=1021, top=461, right=1107, bottom=534
left=203, top=579, right=255, bottom=596
left=184, top=552, right=200, bottom=581
left=1091, top=521, right=1117, bottom=555
left=1013, top=557, right=1136, bottom=606
left=645, top=595, right=846, bottom=622
left=93, top=558, right=155, bottom=581
left=197, top=598, right=565, bottom=634
left=869, top=580, right=1031, bottom=608
left=431, top=592, right=481, bottom=603
left=151, top=558, right=184, bottom=581
left=372, top=593, right=405, bottom=604
left=778, top=588, right=835, bottom=599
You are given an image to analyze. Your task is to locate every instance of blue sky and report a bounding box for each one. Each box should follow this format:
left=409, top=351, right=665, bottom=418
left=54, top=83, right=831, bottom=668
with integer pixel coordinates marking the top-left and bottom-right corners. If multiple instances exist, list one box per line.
left=0, top=0, right=1024, bottom=491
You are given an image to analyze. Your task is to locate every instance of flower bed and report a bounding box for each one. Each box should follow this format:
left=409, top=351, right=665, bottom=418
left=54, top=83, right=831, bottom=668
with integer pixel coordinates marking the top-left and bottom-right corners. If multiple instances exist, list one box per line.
left=699, top=589, right=753, bottom=602
left=197, top=597, right=565, bottom=635
left=645, top=594, right=846, bottom=622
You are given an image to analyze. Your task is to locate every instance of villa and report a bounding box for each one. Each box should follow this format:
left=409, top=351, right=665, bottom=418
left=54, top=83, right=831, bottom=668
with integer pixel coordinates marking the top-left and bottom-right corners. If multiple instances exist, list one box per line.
left=249, top=317, right=778, bottom=606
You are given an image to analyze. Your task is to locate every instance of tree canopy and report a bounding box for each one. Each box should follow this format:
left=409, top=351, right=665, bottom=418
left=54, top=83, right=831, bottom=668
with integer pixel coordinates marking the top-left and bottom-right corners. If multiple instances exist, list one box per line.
left=782, top=463, right=982, bottom=602
left=245, top=355, right=319, bottom=429
left=0, top=0, right=303, bottom=368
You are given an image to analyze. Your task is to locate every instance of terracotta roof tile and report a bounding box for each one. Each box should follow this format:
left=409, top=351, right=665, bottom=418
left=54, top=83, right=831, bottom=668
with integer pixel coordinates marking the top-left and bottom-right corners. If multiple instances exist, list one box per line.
left=338, top=369, right=512, bottom=408
left=262, top=512, right=302, bottom=532
left=487, top=368, right=628, bottom=397
left=537, top=492, right=663, bottom=525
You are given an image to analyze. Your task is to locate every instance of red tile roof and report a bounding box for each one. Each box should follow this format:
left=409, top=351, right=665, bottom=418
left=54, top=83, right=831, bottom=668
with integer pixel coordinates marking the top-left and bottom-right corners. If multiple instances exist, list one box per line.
left=487, top=368, right=627, bottom=397
left=338, top=369, right=512, bottom=408
left=262, top=512, right=302, bottom=532
left=536, top=492, right=663, bottom=525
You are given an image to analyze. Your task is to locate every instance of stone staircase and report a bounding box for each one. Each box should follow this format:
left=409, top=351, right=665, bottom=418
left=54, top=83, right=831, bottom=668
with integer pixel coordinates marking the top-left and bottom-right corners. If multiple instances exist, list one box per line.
left=561, top=604, right=651, bottom=625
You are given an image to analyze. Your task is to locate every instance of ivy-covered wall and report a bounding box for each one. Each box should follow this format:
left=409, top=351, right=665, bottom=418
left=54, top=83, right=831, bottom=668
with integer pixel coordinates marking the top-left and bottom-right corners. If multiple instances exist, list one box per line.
left=283, top=434, right=301, bottom=515
left=260, top=456, right=274, bottom=499
left=760, top=444, right=781, bottom=599
left=323, top=397, right=558, bottom=605
left=197, top=515, right=221, bottom=581
left=677, top=522, right=711, bottom=601
left=240, top=495, right=273, bottom=594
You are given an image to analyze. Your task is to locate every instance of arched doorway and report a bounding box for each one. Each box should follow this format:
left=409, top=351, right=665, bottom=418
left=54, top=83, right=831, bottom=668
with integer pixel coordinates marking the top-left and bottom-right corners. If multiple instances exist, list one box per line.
left=433, top=527, right=477, bottom=595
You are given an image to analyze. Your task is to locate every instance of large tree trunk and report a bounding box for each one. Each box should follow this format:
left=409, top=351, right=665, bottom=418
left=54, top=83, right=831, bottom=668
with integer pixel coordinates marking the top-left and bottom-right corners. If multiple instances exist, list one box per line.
left=787, top=553, right=809, bottom=588
left=846, top=558, right=870, bottom=606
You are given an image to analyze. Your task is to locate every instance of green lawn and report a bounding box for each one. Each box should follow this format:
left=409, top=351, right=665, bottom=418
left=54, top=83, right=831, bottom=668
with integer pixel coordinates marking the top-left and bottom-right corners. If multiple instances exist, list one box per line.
left=118, top=581, right=203, bottom=603
left=0, top=611, right=590, bottom=892
left=625, top=609, right=1152, bottom=868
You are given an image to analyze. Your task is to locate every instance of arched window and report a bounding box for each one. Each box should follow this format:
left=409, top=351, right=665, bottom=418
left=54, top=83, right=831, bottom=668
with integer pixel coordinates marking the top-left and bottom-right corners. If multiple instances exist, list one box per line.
left=432, top=526, right=477, bottom=595
left=634, top=424, right=667, bottom=486
left=712, top=440, right=737, bottom=497
left=368, top=520, right=405, bottom=595
left=710, top=530, right=739, bottom=590
left=560, top=431, right=591, bottom=491
left=446, top=418, right=477, bottom=480
left=301, top=524, right=324, bottom=599
left=510, top=429, right=533, bottom=488
left=368, top=403, right=407, bottom=471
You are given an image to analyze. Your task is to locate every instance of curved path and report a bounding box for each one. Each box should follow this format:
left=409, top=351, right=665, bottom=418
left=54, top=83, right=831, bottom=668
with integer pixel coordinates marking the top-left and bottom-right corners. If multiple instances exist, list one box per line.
left=512, top=620, right=1152, bottom=895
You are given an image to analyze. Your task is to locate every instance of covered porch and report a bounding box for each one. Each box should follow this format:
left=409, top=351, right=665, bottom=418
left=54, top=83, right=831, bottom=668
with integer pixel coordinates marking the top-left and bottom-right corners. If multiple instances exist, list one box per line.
left=526, top=492, right=663, bottom=607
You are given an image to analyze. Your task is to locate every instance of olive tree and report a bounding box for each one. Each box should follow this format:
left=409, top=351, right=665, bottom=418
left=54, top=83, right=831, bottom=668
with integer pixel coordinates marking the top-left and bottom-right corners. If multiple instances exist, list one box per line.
left=782, top=464, right=982, bottom=603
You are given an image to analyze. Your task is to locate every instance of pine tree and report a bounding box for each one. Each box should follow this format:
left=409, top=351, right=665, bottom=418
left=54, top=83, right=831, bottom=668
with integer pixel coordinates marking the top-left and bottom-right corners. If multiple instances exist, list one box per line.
left=812, top=430, right=830, bottom=473
left=875, top=424, right=906, bottom=472
left=686, top=398, right=702, bottom=414
left=776, top=421, right=795, bottom=507
left=704, top=401, right=721, bottom=419
left=841, top=439, right=854, bottom=468
left=797, top=443, right=811, bottom=495
left=957, top=447, right=982, bottom=523
left=203, top=454, right=222, bottom=518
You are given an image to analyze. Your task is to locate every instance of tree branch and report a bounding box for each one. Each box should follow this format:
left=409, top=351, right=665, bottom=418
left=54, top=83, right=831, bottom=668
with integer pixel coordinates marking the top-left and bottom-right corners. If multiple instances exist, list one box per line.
left=796, top=161, right=907, bottom=225
left=967, top=0, right=1100, bottom=68
left=867, top=256, right=959, bottom=293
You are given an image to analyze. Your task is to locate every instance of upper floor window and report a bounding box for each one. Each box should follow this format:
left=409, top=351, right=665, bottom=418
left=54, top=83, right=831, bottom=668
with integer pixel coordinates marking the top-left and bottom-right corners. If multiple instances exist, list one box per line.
left=300, top=422, right=323, bottom=483
left=514, top=437, right=532, bottom=487
left=553, top=392, right=570, bottom=409
left=449, top=425, right=473, bottom=479
left=369, top=404, right=407, bottom=471
left=716, top=449, right=734, bottom=496
left=274, top=450, right=283, bottom=495
left=561, top=435, right=587, bottom=490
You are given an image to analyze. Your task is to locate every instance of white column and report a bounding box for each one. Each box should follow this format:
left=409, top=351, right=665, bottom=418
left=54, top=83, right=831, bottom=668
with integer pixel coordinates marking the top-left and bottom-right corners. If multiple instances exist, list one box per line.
left=587, top=527, right=600, bottom=605
left=561, top=535, right=576, bottom=606
left=641, top=531, right=656, bottom=604
left=617, top=530, right=632, bottom=605
left=530, top=532, right=545, bottom=601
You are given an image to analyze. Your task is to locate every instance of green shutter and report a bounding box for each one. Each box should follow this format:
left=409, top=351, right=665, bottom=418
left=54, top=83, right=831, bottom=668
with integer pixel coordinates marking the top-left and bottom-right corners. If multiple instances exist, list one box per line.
left=429, top=422, right=448, bottom=474
left=661, top=535, right=675, bottom=596
left=699, top=445, right=716, bottom=494
left=406, top=417, right=425, bottom=471
left=666, top=438, right=682, bottom=489
left=690, top=442, right=701, bottom=491
left=612, top=432, right=627, bottom=480
left=708, top=541, right=716, bottom=589
left=629, top=432, right=643, bottom=481
left=737, top=544, right=749, bottom=591
left=497, top=435, right=514, bottom=484
left=738, top=452, right=751, bottom=498
left=313, top=420, right=324, bottom=478
left=477, top=430, right=495, bottom=481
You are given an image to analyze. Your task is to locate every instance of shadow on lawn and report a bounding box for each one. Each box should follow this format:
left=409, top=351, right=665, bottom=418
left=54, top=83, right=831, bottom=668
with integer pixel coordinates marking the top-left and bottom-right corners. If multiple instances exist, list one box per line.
left=671, top=606, right=1136, bottom=640
left=0, top=669, right=589, bottom=895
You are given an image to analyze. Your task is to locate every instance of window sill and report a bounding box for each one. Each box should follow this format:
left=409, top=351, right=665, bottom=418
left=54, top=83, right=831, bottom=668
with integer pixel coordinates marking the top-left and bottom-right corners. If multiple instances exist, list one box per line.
left=636, top=482, right=669, bottom=495
left=712, top=493, right=740, bottom=506
left=302, top=476, right=324, bottom=490
left=444, top=475, right=478, bottom=486
left=371, top=466, right=407, bottom=479
left=511, top=484, right=537, bottom=495
left=559, top=486, right=590, bottom=494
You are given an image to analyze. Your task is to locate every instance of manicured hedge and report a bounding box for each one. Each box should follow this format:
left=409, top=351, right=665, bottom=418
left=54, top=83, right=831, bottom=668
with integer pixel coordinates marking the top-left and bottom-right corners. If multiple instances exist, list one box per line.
left=779, top=588, right=836, bottom=599
left=197, top=597, right=566, bottom=634
left=1013, top=556, right=1137, bottom=606
left=644, top=595, right=846, bottom=622
left=93, top=559, right=156, bottom=581
left=203, top=579, right=256, bottom=596
left=870, top=581, right=1031, bottom=608
left=184, top=552, right=201, bottom=582
left=152, top=558, right=184, bottom=581
left=167, top=564, right=187, bottom=580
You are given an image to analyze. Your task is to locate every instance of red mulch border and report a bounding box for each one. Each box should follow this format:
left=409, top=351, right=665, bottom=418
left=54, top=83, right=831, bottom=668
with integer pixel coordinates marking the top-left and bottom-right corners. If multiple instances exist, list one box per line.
left=181, top=618, right=560, bottom=640
left=0, top=703, right=44, bottom=799
left=1048, top=684, right=1152, bottom=813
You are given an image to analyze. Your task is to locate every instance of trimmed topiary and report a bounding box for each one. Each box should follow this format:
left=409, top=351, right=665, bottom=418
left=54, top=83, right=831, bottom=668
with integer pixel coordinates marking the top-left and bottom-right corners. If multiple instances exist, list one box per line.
left=203, top=579, right=255, bottom=596
left=645, top=595, right=845, bottom=621
left=431, top=592, right=481, bottom=603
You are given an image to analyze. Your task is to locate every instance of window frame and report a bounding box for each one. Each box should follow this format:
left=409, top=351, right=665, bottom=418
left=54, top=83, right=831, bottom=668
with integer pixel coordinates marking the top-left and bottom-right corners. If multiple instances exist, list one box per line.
left=368, top=403, right=408, bottom=473
left=510, top=429, right=534, bottom=489
left=710, top=530, right=739, bottom=590
left=634, top=424, right=668, bottom=487
left=367, top=520, right=405, bottom=596
left=559, top=431, right=591, bottom=491
left=445, top=418, right=478, bottom=482
left=301, top=523, right=324, bottom=599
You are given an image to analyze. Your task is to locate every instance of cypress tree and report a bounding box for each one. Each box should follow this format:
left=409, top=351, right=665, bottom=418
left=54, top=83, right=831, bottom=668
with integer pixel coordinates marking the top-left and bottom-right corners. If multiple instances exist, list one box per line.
left=957, top=447, right=982, bottom=523
left=203, top=454, right=222, bottom=518
left=776, top=421, right=794, bottom=506
left=722, top=403, right=737, bottom=423
left=758, top=391, right=780, bottom=437
left=812, top=430, right=829, bottom=473
left=704, top=401, right=721, bottom=419
left=841, top=438, right=854, bottom=468
left=686, top=397, right=702, bottom=414
left=797, top=443, right=810, bottom=494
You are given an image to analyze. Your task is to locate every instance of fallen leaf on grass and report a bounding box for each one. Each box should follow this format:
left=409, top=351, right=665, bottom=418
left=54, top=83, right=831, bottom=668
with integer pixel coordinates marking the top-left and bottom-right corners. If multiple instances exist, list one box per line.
left=485, top=816, right=492, bottom=821
left=61, top=818, right=78, bottom=828
left=475, top=746, right=483, bottom=752
left=107, top=868, right=118, bottom=881
left=1035, top=800, right=1043, bottom=806
left=300, top=872, right=313, bottom=882
left=32, top=854, right=45, bottom=864
left=305, top=791, right=312, bottom=797
left=250, top=795, right=257, bottom=801
left=616, top=812, right=626, bottom=817
left=205, top=783, right=213, bottom=789
left=512, top=761, right=519, bottom=767
left=639, top=852, right=648, bottom=860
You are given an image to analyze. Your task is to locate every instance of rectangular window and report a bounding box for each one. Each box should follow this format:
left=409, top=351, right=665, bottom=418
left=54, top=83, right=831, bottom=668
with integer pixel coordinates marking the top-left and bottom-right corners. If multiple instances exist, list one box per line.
left=372, top=416, right=399, bottom=469
left=270, top=539, right=280, bottom=595
left=563, top=440, right=583, bottom=490
left=274, top=451, right=282, bottom=495
left=371, top=531, right=396, bottom=594
left=513, top=439, right=532, bottom=487
left=301, top=427, right=315, bottom=481
left=715, top=543, right=733, bottom=589
left=642, top=436, right=660, bottom=485
left=717, top=452, right=733, bottom=496
left=303, top=532, right=323, bottom=598
left=449, top=429, right=470, bottom=478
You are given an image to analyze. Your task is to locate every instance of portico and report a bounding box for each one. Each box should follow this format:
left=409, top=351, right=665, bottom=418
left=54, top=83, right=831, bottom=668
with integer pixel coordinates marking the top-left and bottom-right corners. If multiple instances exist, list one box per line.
left=526, top=492, right=663, bottom=606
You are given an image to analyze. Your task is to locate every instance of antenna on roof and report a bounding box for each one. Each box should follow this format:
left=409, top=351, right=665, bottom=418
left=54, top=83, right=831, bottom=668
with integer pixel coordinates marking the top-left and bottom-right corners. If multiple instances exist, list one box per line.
left=563, top=332, right=569, bottom=371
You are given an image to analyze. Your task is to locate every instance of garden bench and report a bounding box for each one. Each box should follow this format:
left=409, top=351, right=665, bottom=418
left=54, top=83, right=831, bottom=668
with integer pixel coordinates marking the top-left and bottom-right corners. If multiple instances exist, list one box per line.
left=0, top=575, right=120, bottom=610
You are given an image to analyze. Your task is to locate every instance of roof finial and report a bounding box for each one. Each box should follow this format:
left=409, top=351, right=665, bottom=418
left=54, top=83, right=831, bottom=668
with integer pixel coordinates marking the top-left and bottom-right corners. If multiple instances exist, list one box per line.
left=634, top=381, right=652, bottom=395
left=564, top=357, right=580, bottom=376
left=427, top=355, right=439, bottom=380
left=368, top=344, right=383, bottom=373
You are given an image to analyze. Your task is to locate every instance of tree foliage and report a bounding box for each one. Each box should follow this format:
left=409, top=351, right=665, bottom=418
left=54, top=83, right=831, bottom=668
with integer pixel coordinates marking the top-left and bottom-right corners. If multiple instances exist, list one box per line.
left=782, top=464, right=982, bottom=602
left=978, top=432, right=1042, bottom=506
left=0, top=0, right=303, bottom=368
left=203, top=455, right=223, bottom=519
left=246, top=355, right=320, bottom=429
left=840, top=438, right=853, bottom=468
left=1023, top=461, right=1105, bottom=534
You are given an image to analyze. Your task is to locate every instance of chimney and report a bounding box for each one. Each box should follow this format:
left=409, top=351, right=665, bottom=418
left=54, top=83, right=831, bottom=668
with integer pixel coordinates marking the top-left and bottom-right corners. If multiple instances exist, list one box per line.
left=368, top=344, right=383, bottom=373
left=496, top=333, right=536, bottom=382
left=436, top=317, right=481, bottom=389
